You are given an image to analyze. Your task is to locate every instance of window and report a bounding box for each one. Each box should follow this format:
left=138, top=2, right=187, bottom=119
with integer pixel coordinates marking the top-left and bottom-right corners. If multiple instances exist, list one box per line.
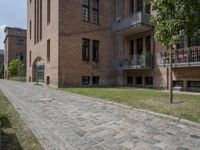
left=173, top=81, right=184, bottom=87
left=34, top=0, right=42, bottom=44
left=29, top=51, right=32, bottom=67
left=145, top=77, right=153, bottom=86
left=34, top=0, right=36, bottom=44
left=46, top=76, right=50, bottom=85
left=82, top=76, right=90, bottom=85
left=16, top=31, right=21, bottom=36
left=16, top=39, right=25, bottom=45
left=127, top=76, right=134, bottom=85
left=145, top=4, right=151, bottom=14
left=17, top=52, right=24, bottom=61
left=29, top=20, right=32, bottom=40
left=82, top=38, right=90, bottom=61
left=130, top=0, right=134, bottom=14
left=137, top=0, right=143, bottom=12
left=47, top=0, right=51, bottom=24
left=188, top=81, right=200, bottom=88
left=130, top=40, right=134, bottom=55
left=177, top=29, right=185, bottom=49
left=189, top=35, right=200, bottom=47
left=40, top=0, right=42, bottom=40
left=145, top=36, right=151, bottom=52
left=92, top=40, right=99, bottom=62
left=137, top=38, right=143, bottom=54
left=82, top=0, right=90, bottom=21
left=92, top=76, right=100, bottom=85
left=91, top=0, right=99, bottom=24
left=47, top=39, right=50, bottom=62
left=136, top=77, right=143, bottom=85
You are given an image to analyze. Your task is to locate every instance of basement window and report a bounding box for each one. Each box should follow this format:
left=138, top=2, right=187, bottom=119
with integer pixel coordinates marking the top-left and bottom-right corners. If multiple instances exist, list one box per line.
left=136, top=77, right=143, bottom=85
left=127, top=76, right=134, bottom=85
left=92, top=76, right=100, bottom=85
left=173, top=81, right=184, bottom=88
left=188, top=81, right=200, bottom=88
left=82, top=76, right=90, bottom=85
left=145, top=77, right=153, bottom=86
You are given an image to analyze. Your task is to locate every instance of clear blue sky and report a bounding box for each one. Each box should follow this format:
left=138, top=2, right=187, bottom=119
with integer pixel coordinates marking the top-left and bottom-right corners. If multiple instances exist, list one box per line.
left=0, top=0, right=26, bottom=49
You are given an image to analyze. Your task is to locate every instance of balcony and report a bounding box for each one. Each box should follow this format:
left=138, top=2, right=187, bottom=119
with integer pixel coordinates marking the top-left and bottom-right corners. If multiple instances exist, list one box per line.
left=160, top=46, right=200, bottom=67
left=119, top=54, right=154, bottom=70
left=112, top=12, right=151, bottom=35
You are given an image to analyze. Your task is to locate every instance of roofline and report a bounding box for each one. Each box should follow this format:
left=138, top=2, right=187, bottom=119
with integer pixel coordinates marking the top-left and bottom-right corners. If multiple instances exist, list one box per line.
left=4, top=26, right=27, bottom=32
left=3, top=34, right=27, bottom=44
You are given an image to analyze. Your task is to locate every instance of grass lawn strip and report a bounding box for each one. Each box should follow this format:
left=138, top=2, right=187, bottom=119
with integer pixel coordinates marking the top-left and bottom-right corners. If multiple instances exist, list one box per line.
left=0, top=90, right=44, bottom=150
left=63, top=88, right=200, bottom=123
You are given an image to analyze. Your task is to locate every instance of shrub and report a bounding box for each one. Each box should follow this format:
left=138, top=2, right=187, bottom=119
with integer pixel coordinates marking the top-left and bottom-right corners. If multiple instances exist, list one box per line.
left=8, top=59, right=25, bottom=77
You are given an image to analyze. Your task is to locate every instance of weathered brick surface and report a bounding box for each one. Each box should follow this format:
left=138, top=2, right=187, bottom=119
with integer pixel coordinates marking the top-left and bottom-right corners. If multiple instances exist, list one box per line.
left=4, top=27, right=27, bottom=78
left=27, top=0, right=200, bottom=90
left=27, top=0, right=116, bottom=87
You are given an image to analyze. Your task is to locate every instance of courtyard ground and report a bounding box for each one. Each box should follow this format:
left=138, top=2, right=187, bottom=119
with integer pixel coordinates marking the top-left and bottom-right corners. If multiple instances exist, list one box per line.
left=63, top=87, right=200, bottom=123
left=0, top=80, right=200, bottom=150
left=0, top=89, right=44, bottom=150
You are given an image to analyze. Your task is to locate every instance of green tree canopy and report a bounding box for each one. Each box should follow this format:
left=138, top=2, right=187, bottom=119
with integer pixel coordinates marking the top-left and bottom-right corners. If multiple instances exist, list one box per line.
left=8, top=59, right=25, bottom=77
left=146, top=0, right=200, bottom=103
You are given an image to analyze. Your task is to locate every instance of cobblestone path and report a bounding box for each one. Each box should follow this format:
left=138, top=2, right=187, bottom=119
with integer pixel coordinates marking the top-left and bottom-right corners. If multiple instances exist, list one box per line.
left=0, top=80, right=200, bottom=150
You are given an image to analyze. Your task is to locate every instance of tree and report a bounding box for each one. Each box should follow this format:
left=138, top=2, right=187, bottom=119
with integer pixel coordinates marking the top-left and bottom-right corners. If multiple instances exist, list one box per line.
left=146, top=0, right=200, bottom=103
left=178, top=0, right=200, bottom=47
left=0, top=64, right=4, bottom=78
left=8, top=59, right=25, bottom=77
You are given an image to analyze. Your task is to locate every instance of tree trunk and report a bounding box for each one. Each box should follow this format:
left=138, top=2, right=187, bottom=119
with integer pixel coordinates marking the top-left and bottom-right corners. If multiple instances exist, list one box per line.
left=169, top=47, right=173, bottom=103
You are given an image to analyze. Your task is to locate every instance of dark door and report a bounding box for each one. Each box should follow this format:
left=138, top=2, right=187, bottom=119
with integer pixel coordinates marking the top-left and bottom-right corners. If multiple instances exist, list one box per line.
left=36, top=64, right=45, bottom=83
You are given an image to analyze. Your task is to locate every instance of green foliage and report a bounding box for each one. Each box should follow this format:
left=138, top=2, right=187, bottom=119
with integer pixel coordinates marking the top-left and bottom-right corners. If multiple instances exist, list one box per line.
left=146, top=0, right=182, bottom=48
left=146, top=0, right=200, bottom=49
left=8, top=59, right=25, bottom=77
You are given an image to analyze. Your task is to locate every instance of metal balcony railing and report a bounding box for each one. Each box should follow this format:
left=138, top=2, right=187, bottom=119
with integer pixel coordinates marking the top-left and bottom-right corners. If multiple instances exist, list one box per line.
left=119, top=54, right=154, bottom=70
left=160, top=46, right=200, bottom=67
left=113, top=12, right=151, bottom=32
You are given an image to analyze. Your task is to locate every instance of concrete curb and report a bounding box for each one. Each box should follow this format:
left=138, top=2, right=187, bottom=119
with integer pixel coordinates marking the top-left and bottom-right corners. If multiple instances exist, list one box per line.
left=67, top=92, right=200, bottom=130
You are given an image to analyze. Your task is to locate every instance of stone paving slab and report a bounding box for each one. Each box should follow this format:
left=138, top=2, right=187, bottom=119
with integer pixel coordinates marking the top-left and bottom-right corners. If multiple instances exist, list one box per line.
left=0, top=80, right=200, bottom=150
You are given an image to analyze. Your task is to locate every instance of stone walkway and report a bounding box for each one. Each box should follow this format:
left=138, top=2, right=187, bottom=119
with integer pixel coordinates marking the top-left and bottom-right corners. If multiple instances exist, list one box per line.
left=0, top=80, right=200, bottom=150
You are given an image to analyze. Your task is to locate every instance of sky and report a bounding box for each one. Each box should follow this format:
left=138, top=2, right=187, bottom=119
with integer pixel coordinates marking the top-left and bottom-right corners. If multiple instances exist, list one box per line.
left=0, top=0, right=26, bottom=49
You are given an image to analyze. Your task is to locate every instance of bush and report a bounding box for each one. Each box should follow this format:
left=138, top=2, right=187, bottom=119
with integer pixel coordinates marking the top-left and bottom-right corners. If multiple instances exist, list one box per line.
left=8, top=59, right=25, bottom=77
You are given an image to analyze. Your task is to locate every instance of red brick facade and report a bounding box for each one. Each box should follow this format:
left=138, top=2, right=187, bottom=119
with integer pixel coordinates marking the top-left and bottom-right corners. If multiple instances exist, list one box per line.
left=114, top=0, right=200, bottom=91
left=4, top=27, right=27, bottom=78
left=27, top=0, right=200, bottom=91
left=27, top=0, right=116, bottom=87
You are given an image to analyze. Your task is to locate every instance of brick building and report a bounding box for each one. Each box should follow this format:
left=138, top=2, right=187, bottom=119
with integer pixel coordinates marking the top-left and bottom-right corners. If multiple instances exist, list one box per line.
left=27, top=0, right=116, bottom=87
left=27, top=0, right=200, bottom=91
left=113, top=0, right=200, bottom=91
left=4, top=27, right=27, bottom=78
left=0, top=49, right=4, bottom=78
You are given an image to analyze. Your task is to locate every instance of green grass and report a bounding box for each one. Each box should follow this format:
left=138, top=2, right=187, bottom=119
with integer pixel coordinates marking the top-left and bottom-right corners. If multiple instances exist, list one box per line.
left=0, top=90, right=44, bottom=150
left=63, top=88, right=200, bottom=123
left=9, top=76, right=26, bottom=82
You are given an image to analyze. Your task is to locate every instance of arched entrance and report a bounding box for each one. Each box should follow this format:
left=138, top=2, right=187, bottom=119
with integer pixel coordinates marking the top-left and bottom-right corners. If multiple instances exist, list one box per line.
left=32, top=57, right=45, bottom=83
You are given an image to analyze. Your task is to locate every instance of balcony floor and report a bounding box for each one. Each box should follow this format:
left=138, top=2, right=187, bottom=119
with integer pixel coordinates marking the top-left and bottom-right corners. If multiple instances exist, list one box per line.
left=160, top=62, right=200, bottom=68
